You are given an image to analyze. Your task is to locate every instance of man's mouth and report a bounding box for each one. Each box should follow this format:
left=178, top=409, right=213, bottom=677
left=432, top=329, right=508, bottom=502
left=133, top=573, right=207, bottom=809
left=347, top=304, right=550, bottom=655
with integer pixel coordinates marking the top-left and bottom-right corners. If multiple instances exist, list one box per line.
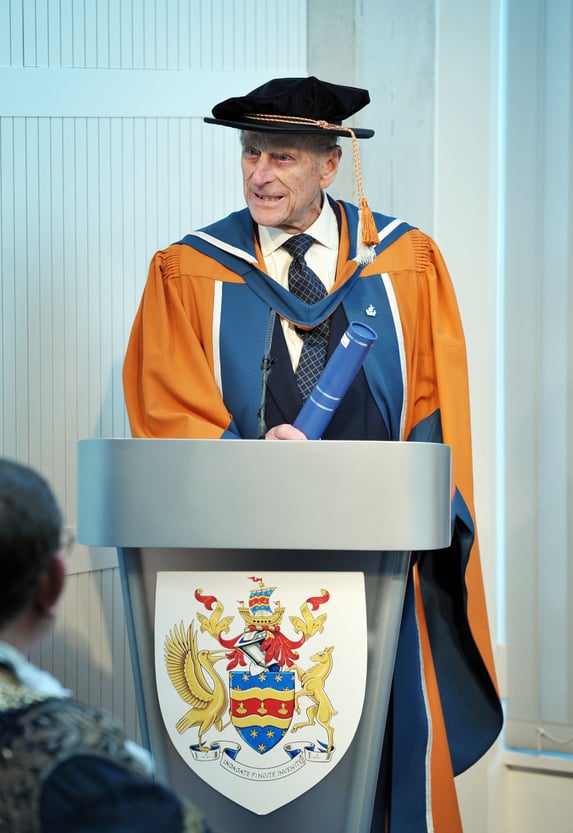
left=253, top=192, right=283, bottom=202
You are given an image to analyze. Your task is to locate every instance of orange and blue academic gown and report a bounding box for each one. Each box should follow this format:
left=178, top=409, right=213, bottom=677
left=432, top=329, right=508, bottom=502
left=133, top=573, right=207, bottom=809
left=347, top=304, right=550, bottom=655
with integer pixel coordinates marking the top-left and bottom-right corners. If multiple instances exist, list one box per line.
left=123, top=197, right=503, bottom=833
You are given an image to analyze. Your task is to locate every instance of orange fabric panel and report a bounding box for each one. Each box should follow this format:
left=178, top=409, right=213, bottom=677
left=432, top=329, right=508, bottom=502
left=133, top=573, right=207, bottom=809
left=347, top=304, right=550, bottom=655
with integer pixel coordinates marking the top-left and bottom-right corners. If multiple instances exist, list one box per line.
left=378, top=231, right=498, bottom=690
left=123, top=245, right=241, bottom=438
left=413, top=564, right=464, bottom=833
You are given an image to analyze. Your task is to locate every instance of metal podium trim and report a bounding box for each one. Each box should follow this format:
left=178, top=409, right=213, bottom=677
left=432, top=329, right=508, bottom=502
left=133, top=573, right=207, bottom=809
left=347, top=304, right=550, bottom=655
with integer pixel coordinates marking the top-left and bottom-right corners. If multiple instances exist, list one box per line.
left=77, top=438, right=451, bottom=551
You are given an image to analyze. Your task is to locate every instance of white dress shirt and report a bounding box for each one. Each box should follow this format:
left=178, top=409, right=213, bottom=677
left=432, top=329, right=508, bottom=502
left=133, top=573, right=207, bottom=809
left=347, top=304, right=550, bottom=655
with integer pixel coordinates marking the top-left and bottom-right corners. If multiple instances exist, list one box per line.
left=258, top=195, right=339, bottom=369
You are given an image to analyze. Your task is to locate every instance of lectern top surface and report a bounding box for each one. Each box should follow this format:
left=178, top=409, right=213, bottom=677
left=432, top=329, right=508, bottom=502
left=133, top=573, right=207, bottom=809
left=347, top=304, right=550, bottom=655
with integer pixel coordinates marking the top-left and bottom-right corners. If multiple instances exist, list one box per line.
left=77, top=439, right=452, bottom=551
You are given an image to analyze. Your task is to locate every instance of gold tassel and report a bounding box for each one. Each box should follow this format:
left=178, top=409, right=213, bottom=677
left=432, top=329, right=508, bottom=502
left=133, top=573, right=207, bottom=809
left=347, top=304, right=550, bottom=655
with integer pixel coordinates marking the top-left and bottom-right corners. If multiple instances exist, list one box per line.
left=347, top=129, right=378, bottom=262
left=359, top=197, right=379, bottom=247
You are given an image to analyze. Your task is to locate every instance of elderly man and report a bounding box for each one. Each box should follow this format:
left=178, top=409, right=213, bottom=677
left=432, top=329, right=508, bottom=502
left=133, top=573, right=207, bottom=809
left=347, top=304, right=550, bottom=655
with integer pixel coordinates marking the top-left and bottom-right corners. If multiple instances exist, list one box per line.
left=122, top=77, right=502, bottom=832
left=0, top=458, right=218, bottom=833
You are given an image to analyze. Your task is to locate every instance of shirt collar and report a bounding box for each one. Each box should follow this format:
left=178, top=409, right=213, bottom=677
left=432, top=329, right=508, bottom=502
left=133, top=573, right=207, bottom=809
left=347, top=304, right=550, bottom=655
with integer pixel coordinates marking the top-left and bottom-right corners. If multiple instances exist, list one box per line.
left=258, top=192, right=339, bottom=257
left=0, top=641, right=71, bottom=698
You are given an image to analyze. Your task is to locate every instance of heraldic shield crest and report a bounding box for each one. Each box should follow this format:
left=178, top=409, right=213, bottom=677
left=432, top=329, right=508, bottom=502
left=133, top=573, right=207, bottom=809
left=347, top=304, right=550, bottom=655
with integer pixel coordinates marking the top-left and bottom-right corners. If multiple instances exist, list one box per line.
left=155, top=571, right=367, bottom=815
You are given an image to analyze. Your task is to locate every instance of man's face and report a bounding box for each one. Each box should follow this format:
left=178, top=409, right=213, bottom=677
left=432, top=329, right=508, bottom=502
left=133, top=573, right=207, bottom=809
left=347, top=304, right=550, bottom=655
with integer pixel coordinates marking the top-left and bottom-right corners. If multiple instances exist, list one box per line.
left=241, top=140, right=340, bottom=233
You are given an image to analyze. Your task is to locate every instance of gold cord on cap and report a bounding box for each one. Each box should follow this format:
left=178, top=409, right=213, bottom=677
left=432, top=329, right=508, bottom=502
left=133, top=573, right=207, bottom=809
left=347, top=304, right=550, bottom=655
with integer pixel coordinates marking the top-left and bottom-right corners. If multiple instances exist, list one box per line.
left=244, top=113, right=379, bottom=263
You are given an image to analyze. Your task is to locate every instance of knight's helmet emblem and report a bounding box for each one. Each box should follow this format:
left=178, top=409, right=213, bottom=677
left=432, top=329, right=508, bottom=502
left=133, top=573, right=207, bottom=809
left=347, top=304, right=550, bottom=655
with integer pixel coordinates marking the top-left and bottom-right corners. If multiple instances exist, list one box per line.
left=236, top=577, right=285, bottom=667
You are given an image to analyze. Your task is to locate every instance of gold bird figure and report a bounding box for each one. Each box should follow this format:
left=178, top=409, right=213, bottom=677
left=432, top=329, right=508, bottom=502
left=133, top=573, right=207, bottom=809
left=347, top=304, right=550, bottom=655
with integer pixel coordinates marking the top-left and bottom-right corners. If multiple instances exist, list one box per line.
left=164, top=621, right=229, bottom=747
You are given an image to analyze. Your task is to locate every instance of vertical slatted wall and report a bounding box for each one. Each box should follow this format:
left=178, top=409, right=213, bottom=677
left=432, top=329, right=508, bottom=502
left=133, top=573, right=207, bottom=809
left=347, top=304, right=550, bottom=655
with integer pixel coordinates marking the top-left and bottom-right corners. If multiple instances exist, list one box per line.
left=503, top=0, right=573, bottom=756
left=0, top=0, right=306, bottom=735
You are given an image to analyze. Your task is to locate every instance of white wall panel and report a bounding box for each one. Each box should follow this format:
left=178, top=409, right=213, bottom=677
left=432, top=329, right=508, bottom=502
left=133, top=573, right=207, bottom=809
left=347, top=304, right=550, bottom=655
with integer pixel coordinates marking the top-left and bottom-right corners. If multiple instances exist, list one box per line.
left=0, top=0, right=307, bottom=70
left=503, top=0, right=573, bottom=754
left=0, top=110, right=258, bottom=523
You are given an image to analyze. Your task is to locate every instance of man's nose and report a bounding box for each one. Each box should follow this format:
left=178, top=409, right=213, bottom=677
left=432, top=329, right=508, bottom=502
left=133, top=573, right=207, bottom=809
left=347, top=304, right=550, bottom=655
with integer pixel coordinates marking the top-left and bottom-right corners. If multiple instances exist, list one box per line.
left=250, top=154, right=273, bottom=184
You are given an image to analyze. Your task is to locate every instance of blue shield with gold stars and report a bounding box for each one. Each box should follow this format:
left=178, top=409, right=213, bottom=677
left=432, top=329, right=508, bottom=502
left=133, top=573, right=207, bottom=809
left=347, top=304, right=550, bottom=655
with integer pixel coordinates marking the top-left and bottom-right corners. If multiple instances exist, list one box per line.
left=230, top=668, right=295, bottom=754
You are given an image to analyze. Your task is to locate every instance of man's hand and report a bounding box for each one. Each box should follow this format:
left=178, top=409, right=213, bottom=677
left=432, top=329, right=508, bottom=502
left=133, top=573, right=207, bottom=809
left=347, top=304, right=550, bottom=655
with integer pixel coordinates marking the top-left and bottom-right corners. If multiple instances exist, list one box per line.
left=265, top=424, right=307, bottom=441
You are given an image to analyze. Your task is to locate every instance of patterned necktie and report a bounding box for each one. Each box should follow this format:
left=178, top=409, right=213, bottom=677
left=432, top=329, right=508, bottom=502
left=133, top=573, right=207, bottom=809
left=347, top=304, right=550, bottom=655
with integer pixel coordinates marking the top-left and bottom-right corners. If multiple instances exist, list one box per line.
left=282, top=233, right=330, bottom=400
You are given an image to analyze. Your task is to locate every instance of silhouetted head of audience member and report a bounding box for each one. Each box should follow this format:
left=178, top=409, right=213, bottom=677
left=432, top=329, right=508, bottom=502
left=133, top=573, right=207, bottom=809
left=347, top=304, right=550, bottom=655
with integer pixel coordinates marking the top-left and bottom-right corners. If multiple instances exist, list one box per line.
left=0, top=458, right=66, bottom=648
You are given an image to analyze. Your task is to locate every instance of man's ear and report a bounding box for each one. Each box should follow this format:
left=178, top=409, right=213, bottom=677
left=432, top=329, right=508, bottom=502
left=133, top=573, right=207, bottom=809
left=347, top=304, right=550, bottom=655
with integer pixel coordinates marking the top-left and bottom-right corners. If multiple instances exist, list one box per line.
left=319, top=146, right=342, bottom=189
left=33, top=553, right=67, bottom=618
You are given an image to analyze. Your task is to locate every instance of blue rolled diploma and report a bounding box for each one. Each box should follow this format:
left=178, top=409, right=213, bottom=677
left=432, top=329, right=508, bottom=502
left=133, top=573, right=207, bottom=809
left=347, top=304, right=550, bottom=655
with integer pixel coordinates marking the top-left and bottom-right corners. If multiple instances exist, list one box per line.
left=293, top=320, right=378, bottom=440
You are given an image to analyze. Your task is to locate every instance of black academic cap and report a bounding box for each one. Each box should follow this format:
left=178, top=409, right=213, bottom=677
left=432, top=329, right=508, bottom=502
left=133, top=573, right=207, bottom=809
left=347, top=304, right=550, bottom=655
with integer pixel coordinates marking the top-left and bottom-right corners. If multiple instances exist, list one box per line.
left=204, top=76, right=374, bottom=138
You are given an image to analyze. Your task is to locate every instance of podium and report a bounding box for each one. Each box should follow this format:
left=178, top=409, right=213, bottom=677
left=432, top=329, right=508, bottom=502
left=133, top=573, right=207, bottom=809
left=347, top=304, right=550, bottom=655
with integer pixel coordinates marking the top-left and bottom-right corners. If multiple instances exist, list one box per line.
left=77, top=438, right=451, bottom=833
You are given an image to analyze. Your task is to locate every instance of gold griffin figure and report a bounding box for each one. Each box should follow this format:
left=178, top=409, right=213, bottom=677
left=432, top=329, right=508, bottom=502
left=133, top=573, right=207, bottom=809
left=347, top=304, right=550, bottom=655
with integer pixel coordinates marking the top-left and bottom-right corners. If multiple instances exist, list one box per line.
left=164, top=621, right=229, bottom=748
left=291, top=645, right=338, bottom=751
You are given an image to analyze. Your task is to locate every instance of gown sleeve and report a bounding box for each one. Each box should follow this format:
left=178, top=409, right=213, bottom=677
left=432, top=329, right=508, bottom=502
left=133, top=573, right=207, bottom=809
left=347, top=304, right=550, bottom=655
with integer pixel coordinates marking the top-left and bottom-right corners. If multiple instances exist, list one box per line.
left=388, top=231, right=503, bottom=832
left=122, top=247, right=239, bottom=439
left=407, top=234, right=502, bottom=764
